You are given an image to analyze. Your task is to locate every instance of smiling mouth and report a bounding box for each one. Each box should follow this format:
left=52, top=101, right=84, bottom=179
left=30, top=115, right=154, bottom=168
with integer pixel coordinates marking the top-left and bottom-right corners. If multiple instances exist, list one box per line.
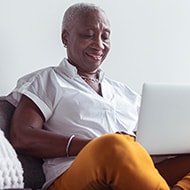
left=86, top=53, right=103, bottom=61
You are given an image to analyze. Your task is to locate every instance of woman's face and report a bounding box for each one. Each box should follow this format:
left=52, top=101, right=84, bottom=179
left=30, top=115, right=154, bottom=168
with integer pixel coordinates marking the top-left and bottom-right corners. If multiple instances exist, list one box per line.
left=62, top=10, right=111, bottom=74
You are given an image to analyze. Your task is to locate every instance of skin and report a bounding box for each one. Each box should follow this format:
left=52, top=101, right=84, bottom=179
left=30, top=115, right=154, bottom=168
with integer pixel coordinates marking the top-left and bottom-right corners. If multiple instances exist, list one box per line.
left=9, top=6, right=190, bottom=189
left=10, top=9, right=110, bottom=158
left=62, top=9, right=111, bottom=95
left=62, top=9, right=111, bottom=74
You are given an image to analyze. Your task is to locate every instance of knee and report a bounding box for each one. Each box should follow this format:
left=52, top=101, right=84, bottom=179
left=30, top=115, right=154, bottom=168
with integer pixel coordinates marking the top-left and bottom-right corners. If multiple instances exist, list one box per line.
left=88, top=134, right=133, bottom=160
left=98, top=133, right=128, bottom=146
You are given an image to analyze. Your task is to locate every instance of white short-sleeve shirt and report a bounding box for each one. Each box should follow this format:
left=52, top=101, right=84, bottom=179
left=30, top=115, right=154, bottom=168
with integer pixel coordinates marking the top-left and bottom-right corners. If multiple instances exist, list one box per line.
left=7, top=58, right=141, bottom=188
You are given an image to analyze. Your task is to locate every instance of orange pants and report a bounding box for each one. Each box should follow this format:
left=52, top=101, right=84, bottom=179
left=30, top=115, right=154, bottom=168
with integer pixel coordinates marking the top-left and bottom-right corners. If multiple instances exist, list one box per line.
left=49, top=134, right=170, bottom=190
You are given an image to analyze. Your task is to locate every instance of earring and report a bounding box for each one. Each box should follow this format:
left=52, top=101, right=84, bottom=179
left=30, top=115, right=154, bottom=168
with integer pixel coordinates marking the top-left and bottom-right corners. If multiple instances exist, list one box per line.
left=64, top=44, right=67, bottom=48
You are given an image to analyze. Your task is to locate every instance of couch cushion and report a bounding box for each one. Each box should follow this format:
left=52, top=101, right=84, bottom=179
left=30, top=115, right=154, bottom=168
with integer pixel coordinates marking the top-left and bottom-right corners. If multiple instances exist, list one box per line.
left=0, top=97, right=45, bottom=189
left=0, top=97, right=15, bottom=139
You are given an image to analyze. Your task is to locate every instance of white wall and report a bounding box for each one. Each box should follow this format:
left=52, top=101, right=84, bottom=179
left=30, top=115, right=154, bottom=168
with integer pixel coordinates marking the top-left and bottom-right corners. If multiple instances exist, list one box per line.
left=1, top=0, right=190, bottom=95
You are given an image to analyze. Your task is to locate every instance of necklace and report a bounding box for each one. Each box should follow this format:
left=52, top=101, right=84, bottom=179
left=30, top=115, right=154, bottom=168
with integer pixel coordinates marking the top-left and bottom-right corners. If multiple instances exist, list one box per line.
left=80, top=76, right=99, bottom=83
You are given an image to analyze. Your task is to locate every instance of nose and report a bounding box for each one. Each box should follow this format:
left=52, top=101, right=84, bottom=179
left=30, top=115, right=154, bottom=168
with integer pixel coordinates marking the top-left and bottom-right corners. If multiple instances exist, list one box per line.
left=91, top=36, right=105, bottom=50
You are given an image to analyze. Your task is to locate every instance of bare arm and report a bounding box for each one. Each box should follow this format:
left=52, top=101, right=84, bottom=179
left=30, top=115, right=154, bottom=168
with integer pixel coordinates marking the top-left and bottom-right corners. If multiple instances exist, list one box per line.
left=10, top=95, right=91, bottom=158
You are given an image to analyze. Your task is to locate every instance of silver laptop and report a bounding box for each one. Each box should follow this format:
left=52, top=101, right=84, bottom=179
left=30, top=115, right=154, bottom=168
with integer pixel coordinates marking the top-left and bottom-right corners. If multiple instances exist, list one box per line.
left=136, top=83, right=190, bottom=155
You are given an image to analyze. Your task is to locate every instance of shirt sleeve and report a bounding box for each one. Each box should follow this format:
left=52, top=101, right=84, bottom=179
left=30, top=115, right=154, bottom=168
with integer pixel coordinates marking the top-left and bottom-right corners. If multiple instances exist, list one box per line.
left=7, top=69, right=57, bottom=121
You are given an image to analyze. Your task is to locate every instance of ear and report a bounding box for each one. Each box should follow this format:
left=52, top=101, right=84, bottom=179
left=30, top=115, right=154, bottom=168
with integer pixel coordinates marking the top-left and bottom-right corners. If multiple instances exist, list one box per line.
left=61, top=30, right=69, bottom=46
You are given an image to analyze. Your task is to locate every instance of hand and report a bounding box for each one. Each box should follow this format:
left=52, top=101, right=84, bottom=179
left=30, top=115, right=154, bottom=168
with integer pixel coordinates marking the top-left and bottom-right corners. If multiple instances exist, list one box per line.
left=115, top=131, right=128, bottom=135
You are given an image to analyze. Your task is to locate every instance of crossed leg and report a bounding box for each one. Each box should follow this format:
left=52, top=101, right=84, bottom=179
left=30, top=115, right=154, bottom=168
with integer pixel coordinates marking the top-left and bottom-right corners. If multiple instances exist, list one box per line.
left=49, top=134, right=170, bottom=190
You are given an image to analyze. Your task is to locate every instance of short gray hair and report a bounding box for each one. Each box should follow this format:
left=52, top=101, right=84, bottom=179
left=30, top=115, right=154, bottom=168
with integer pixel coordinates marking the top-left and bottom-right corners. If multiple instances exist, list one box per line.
left=62, top=3, right=106, bottom=32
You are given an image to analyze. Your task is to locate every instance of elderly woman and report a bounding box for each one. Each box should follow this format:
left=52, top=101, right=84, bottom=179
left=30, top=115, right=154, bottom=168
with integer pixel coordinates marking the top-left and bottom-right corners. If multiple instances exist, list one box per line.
left=7, top=3, right=190, bottom=190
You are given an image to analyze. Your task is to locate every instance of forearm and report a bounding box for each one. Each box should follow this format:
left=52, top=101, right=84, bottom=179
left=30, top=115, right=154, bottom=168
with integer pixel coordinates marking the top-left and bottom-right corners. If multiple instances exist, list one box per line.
left=10, top=126, right=92, bottom=158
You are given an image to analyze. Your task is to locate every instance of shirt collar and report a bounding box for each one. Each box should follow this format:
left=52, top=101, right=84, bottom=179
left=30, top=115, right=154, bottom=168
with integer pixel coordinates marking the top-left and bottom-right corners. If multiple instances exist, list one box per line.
left=55, top=58, right=105, bottom=82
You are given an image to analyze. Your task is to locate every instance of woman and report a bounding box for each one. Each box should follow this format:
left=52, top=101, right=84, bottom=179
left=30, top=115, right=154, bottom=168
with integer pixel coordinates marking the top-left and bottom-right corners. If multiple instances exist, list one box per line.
left=7, top=3, right=190, bottom=190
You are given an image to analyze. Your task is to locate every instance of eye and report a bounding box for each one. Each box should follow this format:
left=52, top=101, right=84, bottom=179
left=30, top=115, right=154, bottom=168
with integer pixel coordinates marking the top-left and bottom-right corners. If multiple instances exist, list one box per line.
left=82, top=34, right=94, bottom=39
left=80, top=30, right=94, bottom=39
left=102, top=32, right=110, bottom=41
